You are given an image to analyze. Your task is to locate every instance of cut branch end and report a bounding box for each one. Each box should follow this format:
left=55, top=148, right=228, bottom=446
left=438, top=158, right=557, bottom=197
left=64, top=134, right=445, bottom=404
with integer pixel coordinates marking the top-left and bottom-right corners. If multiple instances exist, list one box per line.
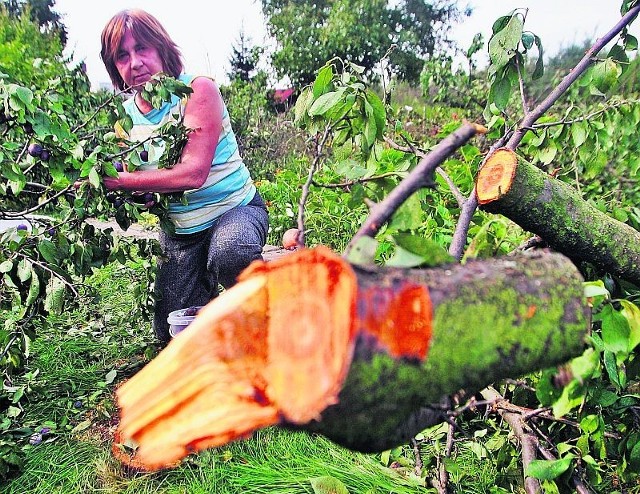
left=476, top=147, right=518, bottom=205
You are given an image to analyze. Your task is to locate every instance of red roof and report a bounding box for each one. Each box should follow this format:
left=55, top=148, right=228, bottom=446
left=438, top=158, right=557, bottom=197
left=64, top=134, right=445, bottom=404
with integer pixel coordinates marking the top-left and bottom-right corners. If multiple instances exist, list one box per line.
left=273, top=88, right=294, bottom=103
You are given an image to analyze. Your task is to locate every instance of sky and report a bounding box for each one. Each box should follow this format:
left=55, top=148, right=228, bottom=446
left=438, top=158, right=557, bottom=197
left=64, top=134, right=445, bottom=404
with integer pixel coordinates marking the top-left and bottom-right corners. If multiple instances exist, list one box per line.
left=54, top=0, right=639, bottom=90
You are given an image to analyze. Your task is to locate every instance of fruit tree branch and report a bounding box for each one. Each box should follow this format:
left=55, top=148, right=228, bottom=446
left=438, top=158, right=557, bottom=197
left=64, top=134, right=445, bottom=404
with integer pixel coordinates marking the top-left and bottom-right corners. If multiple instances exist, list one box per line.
left=114, top=246, right=588, bottom=470
left=344, top=121, right=486, bottom=257
left=449, top=4, right=640, bottom=261
left=481, top=386, right=541, bottom=494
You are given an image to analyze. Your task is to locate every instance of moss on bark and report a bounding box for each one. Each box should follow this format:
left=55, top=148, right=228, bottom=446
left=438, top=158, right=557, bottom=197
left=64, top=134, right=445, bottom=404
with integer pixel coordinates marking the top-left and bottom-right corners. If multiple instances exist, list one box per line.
left=480, top=160, right=640, bottom=285
left=300, top=250, right=588, bottom=451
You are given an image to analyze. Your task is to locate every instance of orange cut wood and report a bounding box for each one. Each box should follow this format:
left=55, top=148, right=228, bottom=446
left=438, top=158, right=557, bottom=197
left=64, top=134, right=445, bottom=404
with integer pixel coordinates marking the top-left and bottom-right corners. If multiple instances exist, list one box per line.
left=114, top=246, right=358, bottom=471
left=357, top=282, right=433, bottom=360
left=476, top=147, right=518, bottom=205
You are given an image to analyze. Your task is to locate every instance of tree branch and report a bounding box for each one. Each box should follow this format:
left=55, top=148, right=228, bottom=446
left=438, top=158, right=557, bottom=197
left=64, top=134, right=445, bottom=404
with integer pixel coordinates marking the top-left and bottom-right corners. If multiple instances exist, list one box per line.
left=481, top=386, right=541, bottom=494
left=344, top=121, right=485, bottom=257
left=448, top=5, right=640, bottom=260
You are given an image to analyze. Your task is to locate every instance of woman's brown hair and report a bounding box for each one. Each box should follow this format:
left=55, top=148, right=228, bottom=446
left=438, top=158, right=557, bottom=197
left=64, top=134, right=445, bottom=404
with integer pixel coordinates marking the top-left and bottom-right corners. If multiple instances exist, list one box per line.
left=100, top=9, right=183, bottom=90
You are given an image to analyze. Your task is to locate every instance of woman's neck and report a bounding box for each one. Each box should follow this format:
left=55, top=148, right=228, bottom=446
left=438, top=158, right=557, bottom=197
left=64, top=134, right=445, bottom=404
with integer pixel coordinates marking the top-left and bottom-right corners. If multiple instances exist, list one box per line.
left=134, top=92, right=154, bottom=114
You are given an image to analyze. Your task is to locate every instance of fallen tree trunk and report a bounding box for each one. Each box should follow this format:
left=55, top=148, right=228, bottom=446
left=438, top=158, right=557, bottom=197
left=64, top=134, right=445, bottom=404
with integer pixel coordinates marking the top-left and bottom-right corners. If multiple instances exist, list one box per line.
left=114, top=246, right=588, bottom=470
left=477, top=148, right=640, bottom=286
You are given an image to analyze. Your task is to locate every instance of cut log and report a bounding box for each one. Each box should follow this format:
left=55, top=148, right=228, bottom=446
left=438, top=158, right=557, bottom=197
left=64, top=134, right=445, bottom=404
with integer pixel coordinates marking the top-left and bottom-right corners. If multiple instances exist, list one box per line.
left=476, top=148, right=518, bottom=204
left=114, top=246, right=588, bottom=470
left=476, top=150, right=640, bottom=286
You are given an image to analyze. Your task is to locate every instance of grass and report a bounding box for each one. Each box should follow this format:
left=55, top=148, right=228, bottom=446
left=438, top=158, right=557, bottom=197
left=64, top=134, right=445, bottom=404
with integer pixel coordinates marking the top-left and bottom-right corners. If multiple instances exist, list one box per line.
left=2, top=248, right=509, bottom=493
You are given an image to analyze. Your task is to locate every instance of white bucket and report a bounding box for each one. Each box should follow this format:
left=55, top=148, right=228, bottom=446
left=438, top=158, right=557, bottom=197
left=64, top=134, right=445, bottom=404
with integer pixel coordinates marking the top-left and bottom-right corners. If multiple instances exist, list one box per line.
left=167, top=306, right=203, bottom=338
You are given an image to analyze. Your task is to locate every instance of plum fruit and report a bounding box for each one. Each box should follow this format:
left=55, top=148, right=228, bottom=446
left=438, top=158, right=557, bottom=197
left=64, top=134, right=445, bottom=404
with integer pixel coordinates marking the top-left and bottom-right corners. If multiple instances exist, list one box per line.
left=28, top=143, right=43, bottom=157
left=183, top=306, right=200, bottom=316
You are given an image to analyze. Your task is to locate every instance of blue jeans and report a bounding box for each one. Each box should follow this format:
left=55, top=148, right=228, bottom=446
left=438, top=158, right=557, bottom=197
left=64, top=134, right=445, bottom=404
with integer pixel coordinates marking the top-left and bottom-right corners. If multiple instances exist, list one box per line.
left=153, top=191, right=268, bottom=343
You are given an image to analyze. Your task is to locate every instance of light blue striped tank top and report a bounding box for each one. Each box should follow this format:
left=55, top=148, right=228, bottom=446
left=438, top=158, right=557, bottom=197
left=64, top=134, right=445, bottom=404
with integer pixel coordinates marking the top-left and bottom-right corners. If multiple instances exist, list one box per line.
left=122, top=74, right=256, bottom=235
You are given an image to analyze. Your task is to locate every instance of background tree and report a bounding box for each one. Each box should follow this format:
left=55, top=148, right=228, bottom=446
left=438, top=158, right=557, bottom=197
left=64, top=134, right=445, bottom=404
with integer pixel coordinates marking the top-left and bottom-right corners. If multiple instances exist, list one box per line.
left=0, top=4, right=67, bottom=86
left=260, top=0, right=468, bottom=86
left=227, top=27, right=264, bottom=83
left=1, top=0, right=66, bottom=44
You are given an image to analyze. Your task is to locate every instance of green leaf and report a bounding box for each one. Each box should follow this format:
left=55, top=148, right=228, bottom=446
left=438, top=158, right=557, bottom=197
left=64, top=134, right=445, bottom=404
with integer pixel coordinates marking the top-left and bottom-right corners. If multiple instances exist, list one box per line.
left=0, top=260, right=14, bottom=273
left=16, top=259, right=32, bottom=282
left=363, top=114, right=377, bottom=151
left=308, top=91, right=344, bottom=117
left=630, top=439, right=640, bottom=472
left=570, top=348, right=600, bottom=381
left=537, top=142, right=558, bottom=165
left=294, top=88, right=314, bottom=125
left=608, top=44, right=629, bottom=65
left=313, top=65, right=334, bottom=98
left=44, top=276, right=66, bottom=315
left=624, top=33, right=638, bottom=51
left=571, top=120, right=588, bottom=147
left=310, top=476, right=349, bottom=494
left=388, top=193, right=425, bottom=231
left=603, top=350, right=621, bottom=388
left=521, top=32, right=535, bottom=50
left=25, top=272, right=40, bottom=306
left=491, top=15, right=512, bottom=35
left=345, top=236, right=378, bottom=266
left=552, top=380, right=585, bottom=417
left=37, top=239, right=59, bottom=264
left=601, top=304, right=630, bottom=355
left=526, top=456, right=574, bottom=480
left=8, top=84, right=34, bottom=110
left=335, top=159, right=367, bottom=180
left=387, top=233, right=455, bottom=268
left=364, top=89, right=386, bottom=137
left=488, top=14, right=524, bottom=71
left=532, top=35, right=545, bottom=79
left=590, top=58, right=621, bottom=93
left=489, top=71, right=512, bottom=110
left=88, top=167, right=101, bottom=189
left=620, top=300, right=640, bottom=352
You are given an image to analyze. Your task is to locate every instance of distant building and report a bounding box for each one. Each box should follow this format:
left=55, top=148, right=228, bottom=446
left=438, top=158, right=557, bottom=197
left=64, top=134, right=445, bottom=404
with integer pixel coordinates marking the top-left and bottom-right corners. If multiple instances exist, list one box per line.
left=270, top=87, right=295, bottom=112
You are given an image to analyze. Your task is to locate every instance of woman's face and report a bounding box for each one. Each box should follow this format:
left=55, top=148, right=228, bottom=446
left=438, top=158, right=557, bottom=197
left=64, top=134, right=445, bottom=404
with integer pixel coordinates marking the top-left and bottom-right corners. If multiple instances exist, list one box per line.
left=114, top=30, right=164, bottom=88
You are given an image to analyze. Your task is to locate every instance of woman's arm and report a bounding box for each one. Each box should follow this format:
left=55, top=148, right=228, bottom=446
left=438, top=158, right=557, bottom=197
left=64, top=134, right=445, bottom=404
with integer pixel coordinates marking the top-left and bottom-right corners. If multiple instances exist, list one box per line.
left=103, top=76, right=223, bottom=193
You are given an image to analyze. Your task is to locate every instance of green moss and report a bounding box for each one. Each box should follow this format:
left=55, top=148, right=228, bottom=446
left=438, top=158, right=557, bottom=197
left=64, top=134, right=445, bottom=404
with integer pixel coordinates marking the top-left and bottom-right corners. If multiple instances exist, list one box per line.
left=422, top=283, right=585, bottom=401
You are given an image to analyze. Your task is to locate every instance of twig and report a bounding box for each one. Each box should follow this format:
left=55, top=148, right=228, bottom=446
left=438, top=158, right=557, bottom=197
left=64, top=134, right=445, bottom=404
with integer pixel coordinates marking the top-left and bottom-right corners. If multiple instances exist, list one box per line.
left=481, top=386, right=541, bottom=494
left=344, top=121, right=485, bottom=257
left=384, top=136, right=466, bottom=207
left=506, top=5, right=640, bottom=150
left=311, top=172, right=406, bottom=189
left=296, top=123, right=333, bottom=247
left=0, top=333, right=20, bottom=363
left=436, top=168, right=466, bottom=208
left=72, top=89, right=129, bottom=134
left=497, top=402, right=621, bottom=440
left=2, top=185, right=74, bottom=217
left=448, top=136, right=508, bottom=260
left=17, top=253, right=80, bottom=298
left=531, top=98, right=639, bottom=130
left=516, top=57, right=530, bottom=116
left=410, top=437, right=423, bottom=478
left=435, top=421, right=455, bottom=494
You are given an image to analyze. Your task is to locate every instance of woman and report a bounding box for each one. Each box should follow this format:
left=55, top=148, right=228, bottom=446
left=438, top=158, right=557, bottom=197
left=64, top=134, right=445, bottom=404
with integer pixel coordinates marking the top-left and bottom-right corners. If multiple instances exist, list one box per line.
left=100, top=9, right=269, bottom=344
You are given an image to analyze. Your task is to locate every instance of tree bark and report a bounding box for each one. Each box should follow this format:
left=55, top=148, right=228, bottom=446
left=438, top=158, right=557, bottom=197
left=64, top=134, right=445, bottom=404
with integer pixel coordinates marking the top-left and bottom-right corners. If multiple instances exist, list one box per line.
left=114, top=247, right=589, bottom=470
left=478, top=157, right=640, bottom=286
left=301, top=249, right=588, bottom=451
